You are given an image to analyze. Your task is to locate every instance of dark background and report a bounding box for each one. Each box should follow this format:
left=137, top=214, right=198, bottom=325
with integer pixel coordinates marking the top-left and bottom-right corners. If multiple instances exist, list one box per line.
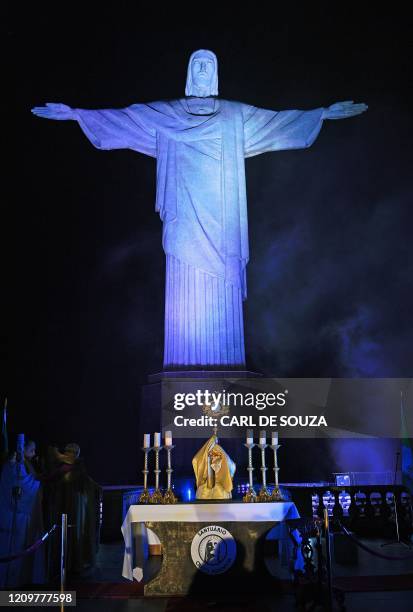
left=5, top=6, right=413, bottom=483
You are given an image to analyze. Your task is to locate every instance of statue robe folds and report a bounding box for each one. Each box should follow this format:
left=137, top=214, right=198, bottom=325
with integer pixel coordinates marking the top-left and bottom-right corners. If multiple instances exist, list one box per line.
left=75, top=99, right=324, bottom=368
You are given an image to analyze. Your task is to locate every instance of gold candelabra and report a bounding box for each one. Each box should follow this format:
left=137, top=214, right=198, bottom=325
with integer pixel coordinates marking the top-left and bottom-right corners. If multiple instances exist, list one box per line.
left=149, top=445, right=164, bottom=504
left=257, top=442, right=271, bottom=502
left=139, top=447, right=151, bottom=503
left=163, top=445, right=178, bottom=504
left=243, top=442, right=257, bottom=502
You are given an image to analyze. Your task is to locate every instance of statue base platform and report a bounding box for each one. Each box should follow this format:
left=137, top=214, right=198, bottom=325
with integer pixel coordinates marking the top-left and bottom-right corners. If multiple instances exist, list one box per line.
left=139, top=370, right=262, bottom=477
left=140, top=369, right=261, bottom=433
left=147, top=370, right=262, bottom=383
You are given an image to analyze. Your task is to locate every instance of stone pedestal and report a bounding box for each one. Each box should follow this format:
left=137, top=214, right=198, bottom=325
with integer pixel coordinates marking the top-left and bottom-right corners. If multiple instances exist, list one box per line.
left=139, top=370, right=262, bottom=482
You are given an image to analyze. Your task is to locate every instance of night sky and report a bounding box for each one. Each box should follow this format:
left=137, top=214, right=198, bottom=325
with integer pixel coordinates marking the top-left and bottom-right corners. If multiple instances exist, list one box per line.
left=6, top=7, right=413, bottom=483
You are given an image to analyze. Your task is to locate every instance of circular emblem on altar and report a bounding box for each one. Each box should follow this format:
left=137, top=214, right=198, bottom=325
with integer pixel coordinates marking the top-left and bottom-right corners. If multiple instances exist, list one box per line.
left=191, top=525, right=236, bottom=575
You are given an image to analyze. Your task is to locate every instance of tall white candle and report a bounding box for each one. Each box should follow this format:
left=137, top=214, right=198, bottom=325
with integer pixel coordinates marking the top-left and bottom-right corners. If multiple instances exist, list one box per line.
left=259, top=430, right=266, bottom=446
left=271, top=431, right=278, bottom=446
left=246, top=429, right=254, bottom=445
left=165, top=431, right=173, bottom=446
left=143, top=433, right=150, bottom=448
left=154, top=432, right=161, bottom=447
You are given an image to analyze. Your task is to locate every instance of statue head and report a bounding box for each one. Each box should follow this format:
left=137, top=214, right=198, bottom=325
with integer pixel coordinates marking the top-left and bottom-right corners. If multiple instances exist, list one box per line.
left=185, top=49, right=218, bottom=98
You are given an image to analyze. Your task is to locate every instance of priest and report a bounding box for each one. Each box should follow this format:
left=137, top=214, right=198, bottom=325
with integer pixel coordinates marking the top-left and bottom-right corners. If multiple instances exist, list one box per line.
left=192, top=435, right=236, bottom=500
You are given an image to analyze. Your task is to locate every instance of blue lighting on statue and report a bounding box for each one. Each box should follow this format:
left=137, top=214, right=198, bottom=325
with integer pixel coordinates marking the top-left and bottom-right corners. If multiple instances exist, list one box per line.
left=187, top=488, right=192, bottom=501
left=31, top=51, right=367, bottom=370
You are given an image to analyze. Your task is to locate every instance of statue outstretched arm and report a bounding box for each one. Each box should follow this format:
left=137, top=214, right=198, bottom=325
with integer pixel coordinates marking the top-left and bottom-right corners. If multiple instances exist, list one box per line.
left=243, top=100, right=367, bottom=158
left=31, top=102, right=157, bottom=157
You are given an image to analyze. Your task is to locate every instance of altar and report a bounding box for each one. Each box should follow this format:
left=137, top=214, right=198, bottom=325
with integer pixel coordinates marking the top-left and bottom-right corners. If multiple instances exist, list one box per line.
left=121, top=501, right=299, bottom=596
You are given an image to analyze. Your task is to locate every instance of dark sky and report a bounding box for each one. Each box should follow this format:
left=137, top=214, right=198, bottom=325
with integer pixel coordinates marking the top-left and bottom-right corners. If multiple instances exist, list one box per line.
left=5, top=6, right=413, bottom=482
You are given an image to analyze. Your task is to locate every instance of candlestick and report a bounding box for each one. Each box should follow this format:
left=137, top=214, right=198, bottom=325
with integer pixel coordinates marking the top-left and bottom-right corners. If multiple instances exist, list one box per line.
left=270, top=441, right=284, bottom=501
left=154, top=432, right=161, bottom=448
left=246, top=429, right=254, bottom=446
left=143, top=433, right=151, bottom=448
left=139, top=446, right=151, bottom=503
left=259, top=430, right=266, bottom=446
left=257, top=440, right=271, bottom=502
left=163, top=444, right=178, bottom=504
left=165, top=431, right=173, bottom=447
left=271, top=431, right=278, bottom=446
left=243, top=441, right=257, bottom=503
left=150, top=445, right=163, bottom=504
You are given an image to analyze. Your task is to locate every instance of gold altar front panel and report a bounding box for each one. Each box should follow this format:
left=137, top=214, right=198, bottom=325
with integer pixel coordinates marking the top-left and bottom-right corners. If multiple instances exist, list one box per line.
left=143, top=520, right=278, bottom=597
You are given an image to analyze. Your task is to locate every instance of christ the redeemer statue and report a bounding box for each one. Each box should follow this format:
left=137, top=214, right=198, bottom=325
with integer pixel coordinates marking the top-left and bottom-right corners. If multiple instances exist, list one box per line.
left=32, top=49, right=367, bottom=370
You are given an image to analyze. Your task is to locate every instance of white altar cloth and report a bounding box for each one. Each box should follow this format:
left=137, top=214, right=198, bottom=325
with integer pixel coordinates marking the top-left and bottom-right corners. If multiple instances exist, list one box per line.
left=121, top=501, right=299, bottom=580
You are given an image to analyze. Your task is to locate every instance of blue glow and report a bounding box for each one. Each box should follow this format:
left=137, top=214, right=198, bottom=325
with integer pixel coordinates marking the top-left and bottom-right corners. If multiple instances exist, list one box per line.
left=175, top=478, right=195, bottom=501
left=53, top=73, right=328, bottom=368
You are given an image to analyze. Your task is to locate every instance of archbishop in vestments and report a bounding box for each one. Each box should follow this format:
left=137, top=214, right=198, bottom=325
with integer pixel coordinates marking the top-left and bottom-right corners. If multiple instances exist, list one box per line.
left=192, top=435, right=236, bottom=500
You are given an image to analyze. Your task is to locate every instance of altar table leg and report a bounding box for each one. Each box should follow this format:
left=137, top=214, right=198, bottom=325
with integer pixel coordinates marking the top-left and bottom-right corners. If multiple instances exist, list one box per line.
left=132, top=522, right=149, bottom=582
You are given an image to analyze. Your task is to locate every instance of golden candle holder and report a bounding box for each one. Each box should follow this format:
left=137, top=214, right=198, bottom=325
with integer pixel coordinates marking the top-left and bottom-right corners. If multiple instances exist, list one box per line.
left=270, top=487, right=284, bottom=501
left=243, top=442, right=257, bottom=502
left=270, top=442, right=285, bottom=501
left=139, top=447, right=151, bottom=504
left=149, top=445, right=163, bottom=504
left=163, top=488, right=178, bottom=504
left=162, top=445, right=178, bottom=504
left=257, top=442, right=271, bottom=502
left=150, top=489, right=164, bottom=504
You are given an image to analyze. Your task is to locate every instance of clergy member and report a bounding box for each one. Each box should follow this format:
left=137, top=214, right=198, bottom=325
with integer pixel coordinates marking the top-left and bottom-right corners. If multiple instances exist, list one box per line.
left=192, top=434, right=236, bottom=500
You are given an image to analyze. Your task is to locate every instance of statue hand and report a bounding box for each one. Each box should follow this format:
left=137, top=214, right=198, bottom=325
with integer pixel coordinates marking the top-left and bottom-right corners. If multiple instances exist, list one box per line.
left=31, top=102, right=75, bottom=121
left=323, top=100, right=368, bottom=120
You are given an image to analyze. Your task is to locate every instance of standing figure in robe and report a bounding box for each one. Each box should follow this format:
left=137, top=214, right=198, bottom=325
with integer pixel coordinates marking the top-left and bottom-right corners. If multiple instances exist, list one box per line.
left=32, top=50, right=367, bottom=369
left=43, top=443, right=101, bottom=576
left=0, top=441, right=45, bottom=587
left=192, top=435, right=236, bottom=500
